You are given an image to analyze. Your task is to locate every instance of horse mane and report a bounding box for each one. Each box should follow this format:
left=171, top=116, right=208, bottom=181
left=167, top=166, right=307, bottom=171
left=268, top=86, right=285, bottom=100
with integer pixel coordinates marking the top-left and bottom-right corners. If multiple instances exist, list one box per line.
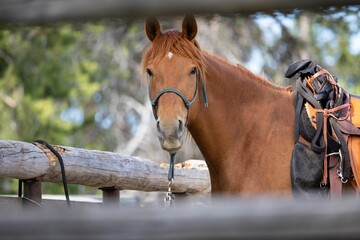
left=141, top=30, right=205, bottom=78
left=202, top=51, right=290, bottom=92
left=142, top=30, right=290, bottom=93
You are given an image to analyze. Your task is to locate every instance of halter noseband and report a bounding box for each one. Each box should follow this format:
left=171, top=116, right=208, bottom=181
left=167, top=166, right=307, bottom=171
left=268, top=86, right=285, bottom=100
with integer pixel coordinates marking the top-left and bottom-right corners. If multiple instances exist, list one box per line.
left=149, top=68, right=208, bottom=120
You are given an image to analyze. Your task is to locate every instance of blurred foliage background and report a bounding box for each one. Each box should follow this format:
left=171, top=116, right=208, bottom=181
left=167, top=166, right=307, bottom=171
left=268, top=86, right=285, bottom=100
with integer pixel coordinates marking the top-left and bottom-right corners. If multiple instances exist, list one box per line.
left=0, top=6, right=359, bottom=194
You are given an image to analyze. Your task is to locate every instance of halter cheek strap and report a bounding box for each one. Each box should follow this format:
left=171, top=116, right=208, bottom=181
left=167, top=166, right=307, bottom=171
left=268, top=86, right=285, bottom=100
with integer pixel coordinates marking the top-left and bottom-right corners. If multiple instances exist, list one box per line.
left=149, top=68, right=208, bottom=120
left=201, top=74, right=209, bottom=107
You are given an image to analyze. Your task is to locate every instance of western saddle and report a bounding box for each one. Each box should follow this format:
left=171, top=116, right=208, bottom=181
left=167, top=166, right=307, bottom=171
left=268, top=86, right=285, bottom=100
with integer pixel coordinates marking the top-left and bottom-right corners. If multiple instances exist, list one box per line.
left=286, top=60, right=360, bottom=199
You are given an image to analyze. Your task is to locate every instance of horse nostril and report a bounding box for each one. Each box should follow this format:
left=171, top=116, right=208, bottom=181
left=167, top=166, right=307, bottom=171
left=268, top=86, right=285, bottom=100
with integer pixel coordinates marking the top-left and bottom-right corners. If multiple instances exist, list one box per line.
left=157, top=120, right=161, bottom=132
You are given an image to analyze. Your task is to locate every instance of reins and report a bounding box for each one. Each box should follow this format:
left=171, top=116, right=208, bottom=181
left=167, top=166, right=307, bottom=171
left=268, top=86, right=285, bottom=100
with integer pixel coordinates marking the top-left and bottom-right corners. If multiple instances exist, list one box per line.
left=18, top=140, right=71, bottom=208
left=34, top=140, right=71, bottom=208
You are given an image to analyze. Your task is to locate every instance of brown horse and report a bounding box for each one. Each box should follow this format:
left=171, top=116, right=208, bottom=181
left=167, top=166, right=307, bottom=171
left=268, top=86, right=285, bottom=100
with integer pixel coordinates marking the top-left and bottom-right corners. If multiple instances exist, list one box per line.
left=142, top=15, right=295, bottom=196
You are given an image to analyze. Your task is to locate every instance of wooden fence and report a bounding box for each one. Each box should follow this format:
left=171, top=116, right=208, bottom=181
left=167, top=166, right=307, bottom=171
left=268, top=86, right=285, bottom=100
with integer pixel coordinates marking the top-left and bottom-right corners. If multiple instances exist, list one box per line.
left=0, top=140, right=210, bottom=208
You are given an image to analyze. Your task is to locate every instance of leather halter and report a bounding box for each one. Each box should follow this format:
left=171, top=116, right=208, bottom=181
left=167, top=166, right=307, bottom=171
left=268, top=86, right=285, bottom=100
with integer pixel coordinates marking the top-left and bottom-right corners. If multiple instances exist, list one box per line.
left=149, top=68, right=208, bottom=121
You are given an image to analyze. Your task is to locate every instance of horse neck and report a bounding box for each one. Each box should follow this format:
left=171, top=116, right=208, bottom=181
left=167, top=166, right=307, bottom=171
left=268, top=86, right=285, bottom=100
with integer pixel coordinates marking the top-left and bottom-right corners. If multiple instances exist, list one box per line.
left=187, top=52, right=295, bottom=192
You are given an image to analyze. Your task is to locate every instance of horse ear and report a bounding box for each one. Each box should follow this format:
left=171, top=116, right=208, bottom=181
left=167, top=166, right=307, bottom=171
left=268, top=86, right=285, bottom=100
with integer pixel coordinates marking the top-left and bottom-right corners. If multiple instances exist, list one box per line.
left=145, top=16, right=161, bottom=42
left=182, top=14, right=197, bottom=41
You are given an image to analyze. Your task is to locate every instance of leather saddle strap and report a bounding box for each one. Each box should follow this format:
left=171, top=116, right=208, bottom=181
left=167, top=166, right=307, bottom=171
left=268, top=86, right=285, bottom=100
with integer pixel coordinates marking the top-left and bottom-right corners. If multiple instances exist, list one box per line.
left=331, top=118, right=352, bottom=181
left=329, top=155, right=342, bottom=199
left=329, top=127, right=352, bottom=200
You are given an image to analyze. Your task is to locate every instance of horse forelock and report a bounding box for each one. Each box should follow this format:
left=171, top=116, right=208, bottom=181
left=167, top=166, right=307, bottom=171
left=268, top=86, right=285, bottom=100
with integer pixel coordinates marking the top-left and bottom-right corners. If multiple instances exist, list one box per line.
left=141, top=30, right=205, bottom=77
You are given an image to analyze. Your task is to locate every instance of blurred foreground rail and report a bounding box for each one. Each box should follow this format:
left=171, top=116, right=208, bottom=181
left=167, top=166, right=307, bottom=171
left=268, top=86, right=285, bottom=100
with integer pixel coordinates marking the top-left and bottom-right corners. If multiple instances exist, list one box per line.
left=1, top=197, right=360, bottom=239
left=0, top=0, right=359, bottom=25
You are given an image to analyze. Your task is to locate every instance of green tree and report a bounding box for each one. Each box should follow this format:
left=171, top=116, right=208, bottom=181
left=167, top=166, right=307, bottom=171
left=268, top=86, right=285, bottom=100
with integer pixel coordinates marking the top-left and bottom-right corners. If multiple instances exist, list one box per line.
left=0, top=22, right=147, bottom=194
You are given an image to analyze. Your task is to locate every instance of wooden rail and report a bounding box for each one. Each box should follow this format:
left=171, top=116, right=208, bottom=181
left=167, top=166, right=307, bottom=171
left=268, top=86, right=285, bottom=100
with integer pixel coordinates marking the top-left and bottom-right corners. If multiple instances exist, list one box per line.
left=0, top=0, right=359, bottom=25
left=0, top=140, right=210, bottom=206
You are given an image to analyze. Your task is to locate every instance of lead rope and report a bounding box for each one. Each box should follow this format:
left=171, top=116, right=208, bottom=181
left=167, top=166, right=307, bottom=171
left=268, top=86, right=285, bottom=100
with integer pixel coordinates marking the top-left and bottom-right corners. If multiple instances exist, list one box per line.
left=164, top=152, right=176, bottom=208
left=34, top=140, right=71, bottom=208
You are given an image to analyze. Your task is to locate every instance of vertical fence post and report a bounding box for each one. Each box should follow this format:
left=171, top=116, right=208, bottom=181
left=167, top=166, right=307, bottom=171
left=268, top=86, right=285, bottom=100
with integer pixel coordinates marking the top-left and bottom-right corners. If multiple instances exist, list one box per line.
left=22, top=179, right=42, bottom=208
left=100, top=187, right=120, bottom=207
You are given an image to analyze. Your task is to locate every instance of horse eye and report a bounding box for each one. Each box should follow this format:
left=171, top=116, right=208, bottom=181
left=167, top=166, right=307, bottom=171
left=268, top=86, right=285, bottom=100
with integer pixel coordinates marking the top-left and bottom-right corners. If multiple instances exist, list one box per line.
left=190, top=67, right=197, bottom=75
left=146, top=68, right=153, bottom=77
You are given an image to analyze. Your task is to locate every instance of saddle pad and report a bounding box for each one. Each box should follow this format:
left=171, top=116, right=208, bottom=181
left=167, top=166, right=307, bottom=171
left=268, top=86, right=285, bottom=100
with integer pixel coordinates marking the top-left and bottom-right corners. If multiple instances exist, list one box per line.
left=350, top=95, right=360, bottom=127
left=348, top=95, right=360, bottom=188
left=348, top=136, right=360, bottom=188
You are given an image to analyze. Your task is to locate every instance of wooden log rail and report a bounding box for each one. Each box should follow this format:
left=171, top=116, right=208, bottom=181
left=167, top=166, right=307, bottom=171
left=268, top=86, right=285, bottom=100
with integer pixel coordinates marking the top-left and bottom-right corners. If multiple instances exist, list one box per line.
left=0, top=140, right=210, bottom=206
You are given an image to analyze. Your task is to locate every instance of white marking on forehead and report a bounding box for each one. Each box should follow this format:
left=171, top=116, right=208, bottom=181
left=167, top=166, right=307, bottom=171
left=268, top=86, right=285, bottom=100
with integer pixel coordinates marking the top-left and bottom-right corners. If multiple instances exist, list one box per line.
left=167, top=52, right=174, bottom=60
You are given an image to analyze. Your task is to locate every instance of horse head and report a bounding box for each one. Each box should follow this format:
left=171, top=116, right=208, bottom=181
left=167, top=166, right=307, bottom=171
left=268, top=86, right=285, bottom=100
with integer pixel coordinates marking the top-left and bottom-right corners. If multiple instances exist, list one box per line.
left=142, top=15, right=207, bottom=153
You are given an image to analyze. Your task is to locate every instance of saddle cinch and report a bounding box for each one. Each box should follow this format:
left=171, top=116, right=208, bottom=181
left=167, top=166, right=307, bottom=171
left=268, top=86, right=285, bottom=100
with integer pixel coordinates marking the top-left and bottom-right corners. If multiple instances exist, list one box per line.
left=285, top=60, right=360, bottom=199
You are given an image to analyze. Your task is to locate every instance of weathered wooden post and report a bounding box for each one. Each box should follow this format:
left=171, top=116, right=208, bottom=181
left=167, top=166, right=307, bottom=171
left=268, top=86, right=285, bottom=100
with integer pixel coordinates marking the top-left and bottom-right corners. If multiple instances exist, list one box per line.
left=21, top=179, right=42, bottom=208
left=100, top=187, right=121, bottom=207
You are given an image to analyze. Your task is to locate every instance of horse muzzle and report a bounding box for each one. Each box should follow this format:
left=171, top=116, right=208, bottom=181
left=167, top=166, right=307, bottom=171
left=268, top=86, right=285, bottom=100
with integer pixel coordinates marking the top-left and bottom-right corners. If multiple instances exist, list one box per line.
left=156, top=118, right=184, bottom=153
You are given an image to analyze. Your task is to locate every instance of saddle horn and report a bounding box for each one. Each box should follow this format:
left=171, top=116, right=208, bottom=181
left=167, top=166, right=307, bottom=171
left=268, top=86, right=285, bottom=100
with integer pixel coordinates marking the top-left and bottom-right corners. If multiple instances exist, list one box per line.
left=285, top=60, right=313, bottom=78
